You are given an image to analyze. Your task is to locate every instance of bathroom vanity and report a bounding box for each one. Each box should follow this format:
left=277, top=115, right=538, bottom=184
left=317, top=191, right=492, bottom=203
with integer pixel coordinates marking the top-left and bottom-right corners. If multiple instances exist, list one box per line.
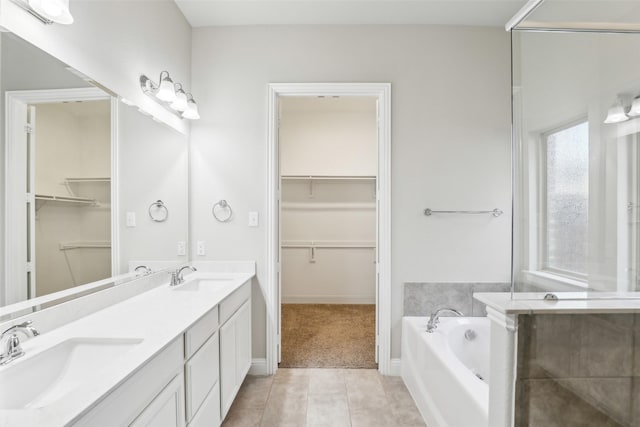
left=0, top=267, right=254, bottom=427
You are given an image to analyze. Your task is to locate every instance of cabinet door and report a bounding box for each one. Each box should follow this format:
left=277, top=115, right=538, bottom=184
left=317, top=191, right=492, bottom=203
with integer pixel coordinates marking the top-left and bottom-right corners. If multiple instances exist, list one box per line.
left=130, top=372, right=185, bottom=427
left=219, top=316, right=237, bottom=419
left=235, top=300, right=252, bottom=384
left=189, top=383, right=221, bottom=427
left=186, top=332, right=219, bottom=421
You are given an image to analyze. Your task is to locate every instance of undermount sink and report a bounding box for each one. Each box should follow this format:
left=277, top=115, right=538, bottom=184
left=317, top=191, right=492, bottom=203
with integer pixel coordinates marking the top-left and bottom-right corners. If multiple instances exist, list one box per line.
left=173, top=278, right=235, bottom=292
left=0, top=337, right=142, bottom=409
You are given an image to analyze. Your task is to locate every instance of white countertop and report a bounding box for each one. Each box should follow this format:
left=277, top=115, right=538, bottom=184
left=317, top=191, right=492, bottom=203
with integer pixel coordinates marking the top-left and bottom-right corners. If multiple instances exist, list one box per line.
left=475, top=292, right=640, bottom=315
left=0, top=270, right=254, bottom=427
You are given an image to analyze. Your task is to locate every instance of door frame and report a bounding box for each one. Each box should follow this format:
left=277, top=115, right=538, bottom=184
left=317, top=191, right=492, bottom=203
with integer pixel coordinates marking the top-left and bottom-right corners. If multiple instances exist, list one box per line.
left=4, top=87, right=118, bottom=305
left=266, top=83, right=391, bottom=375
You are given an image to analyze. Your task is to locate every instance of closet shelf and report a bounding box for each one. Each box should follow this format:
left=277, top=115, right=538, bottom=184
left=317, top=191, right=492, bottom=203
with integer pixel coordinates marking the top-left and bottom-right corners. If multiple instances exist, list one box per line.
left=59, top=241, right=111, bottom=251
left=64, top=177, right=111, bottom=183
left=35, top=194, right=97, bottom=206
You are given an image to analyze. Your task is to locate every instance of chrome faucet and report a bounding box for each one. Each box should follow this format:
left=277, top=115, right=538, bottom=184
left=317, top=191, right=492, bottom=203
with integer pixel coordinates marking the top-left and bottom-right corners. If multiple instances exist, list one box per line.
left=0, top=321, right=39, bottom=365
left=426, top=308, right=463, bottom=333
left=169, top=265, right=197, bottom=286
left=134, top=265, right=152, bottom=275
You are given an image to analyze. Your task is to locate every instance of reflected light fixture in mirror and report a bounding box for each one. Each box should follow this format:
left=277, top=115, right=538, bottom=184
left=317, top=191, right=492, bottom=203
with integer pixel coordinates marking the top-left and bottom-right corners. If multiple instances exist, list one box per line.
left=140, top=72, right=199, bottom=120
left=11, top=0, right=73, bottom=24
left=604, top=97, right=629, bottom=124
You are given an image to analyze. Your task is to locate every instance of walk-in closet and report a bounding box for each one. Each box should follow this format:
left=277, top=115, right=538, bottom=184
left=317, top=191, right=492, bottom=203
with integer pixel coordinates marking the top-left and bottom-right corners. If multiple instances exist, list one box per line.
left=279, top=96, right=378, bottom=368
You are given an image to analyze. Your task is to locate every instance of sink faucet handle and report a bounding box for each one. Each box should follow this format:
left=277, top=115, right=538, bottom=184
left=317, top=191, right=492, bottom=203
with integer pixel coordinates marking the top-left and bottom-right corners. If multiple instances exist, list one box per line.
left=2, top=320, right=39, bottom=337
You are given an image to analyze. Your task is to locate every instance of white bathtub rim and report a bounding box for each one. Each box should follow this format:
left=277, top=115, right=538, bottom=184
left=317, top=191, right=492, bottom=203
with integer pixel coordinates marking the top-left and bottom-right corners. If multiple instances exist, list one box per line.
left=403, top=317, right=489, bottom=420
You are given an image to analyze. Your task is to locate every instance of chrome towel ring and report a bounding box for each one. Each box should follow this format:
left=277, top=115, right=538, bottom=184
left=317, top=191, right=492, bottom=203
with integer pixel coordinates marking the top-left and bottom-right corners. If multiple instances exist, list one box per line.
left=212, top=199, right=233, bottom=222
left=149, top=200, right=169, bottom=222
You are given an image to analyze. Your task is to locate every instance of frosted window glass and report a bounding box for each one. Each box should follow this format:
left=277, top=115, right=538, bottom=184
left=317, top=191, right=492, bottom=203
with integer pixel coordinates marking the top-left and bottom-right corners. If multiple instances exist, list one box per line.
left=545, top=121, right=589, bottom=275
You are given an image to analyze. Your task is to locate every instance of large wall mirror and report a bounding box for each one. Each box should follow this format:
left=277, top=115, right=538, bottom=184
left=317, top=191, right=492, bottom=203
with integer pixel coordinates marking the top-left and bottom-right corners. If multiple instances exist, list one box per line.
left=0, top=33, right=189, bottom=312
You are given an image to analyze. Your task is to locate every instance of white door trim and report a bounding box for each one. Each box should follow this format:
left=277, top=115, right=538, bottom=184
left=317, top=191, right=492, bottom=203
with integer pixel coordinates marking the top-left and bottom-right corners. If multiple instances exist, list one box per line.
left=4, top=87, right=118, bottom=305
left=266, top=82, right=392, bottom=375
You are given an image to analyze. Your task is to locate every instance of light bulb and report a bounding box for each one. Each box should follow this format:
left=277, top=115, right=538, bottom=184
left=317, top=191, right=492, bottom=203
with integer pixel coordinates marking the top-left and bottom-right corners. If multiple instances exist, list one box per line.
left=156, top=73, right=176, bottom=102
left=170, top=89, right=188, bottom=111
left=628, top=96, right=640, bottom=117
left=604, top=99, right=629, bottom=124
left=183, top=99, right=200, bottom=120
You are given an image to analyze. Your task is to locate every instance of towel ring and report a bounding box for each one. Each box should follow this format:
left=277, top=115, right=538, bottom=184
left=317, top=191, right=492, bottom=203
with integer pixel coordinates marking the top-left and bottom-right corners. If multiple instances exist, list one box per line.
left=212, top=199, right=233, bottom=222
left=148, top=200, right=169, bottom=222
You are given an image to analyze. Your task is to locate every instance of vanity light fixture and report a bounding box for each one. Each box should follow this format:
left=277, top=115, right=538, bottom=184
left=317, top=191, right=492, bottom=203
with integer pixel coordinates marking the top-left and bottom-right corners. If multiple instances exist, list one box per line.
left=140, top=72, right=199, bottom=120
left=10, top=0, right=73, bottom=25
left=627, top=95, right=640, bottom=118
left=604, top=97, right=629, bottom=124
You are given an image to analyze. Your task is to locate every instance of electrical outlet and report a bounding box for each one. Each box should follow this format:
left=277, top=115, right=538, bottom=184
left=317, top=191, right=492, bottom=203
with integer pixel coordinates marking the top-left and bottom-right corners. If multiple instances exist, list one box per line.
left=126, top=211, right=136, bottom=227
left=197, top=240, right=206, bottom=256
left=248, top=211, right=259, bottom=227
left=177, top=241, right=186, bottom=256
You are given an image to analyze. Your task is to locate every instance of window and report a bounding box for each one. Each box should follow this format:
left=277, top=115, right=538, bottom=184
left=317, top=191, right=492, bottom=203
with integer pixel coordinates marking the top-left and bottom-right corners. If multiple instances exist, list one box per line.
left=543, top=120, right=589, bottom=277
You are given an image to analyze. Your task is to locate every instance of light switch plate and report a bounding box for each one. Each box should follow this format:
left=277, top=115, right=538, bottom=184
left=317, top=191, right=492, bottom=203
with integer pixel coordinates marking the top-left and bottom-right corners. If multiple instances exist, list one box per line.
left=126, top=211, right=136, bottom=227
left=177, top=241, right=186, bottom=256
left=197, top=240, right=205, bottom=256
left=248, top=211, right=259, bottom=227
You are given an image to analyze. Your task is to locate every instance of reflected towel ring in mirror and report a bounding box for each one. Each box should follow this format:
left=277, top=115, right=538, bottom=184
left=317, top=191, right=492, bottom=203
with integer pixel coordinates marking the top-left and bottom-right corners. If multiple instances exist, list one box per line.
left=212, top=200, right=233, bottom=222
left=148, top=200, right=169, bottom=222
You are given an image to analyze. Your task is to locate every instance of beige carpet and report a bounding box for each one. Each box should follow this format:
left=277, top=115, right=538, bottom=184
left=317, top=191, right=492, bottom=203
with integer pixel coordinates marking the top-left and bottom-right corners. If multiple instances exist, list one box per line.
left=280, top=304, right=377, bottom=369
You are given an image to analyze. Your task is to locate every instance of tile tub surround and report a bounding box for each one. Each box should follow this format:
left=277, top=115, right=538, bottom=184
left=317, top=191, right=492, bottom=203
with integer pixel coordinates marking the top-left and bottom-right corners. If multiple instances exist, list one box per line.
left=403, top=282, right=510, bottom=317
left=0, top=268, right=255, bottom=427
left=515, top=314, right=639, bottom=427
left=222, top=369, right=427, bottom=427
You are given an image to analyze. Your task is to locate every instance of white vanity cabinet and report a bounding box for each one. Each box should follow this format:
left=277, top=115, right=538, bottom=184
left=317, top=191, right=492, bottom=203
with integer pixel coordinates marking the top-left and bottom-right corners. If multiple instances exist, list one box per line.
left=71, top=337, right=185, bottom=427
left=68, top=279, right=251, bottom=427
left=219, top=282, right=252, bottom=419
left=184, top=307, right=221, bottom=427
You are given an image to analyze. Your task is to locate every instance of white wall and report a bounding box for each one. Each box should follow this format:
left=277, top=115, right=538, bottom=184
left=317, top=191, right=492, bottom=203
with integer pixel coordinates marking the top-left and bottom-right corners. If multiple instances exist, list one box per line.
left=280, top=97, right=377, bottom=176
left=190, top=25, right=512, bottom=359
left=117, top=104, right=189, bottom=272
left=280, top=97, right=377, bottom=304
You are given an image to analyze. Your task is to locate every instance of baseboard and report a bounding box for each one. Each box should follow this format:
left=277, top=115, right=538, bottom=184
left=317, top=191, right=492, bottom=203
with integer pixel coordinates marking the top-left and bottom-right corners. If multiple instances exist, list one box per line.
left=282, top=295, right=376, bottom=304
left=249, top=358, right=269, bottom=376
left=388, top=358, right=402, bottom=376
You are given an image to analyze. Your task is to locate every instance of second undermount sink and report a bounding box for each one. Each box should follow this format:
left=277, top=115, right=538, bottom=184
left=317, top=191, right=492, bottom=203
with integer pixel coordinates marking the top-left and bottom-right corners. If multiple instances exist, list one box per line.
left=0, top=337, right=143, bottom=410
left=173, top=278, right=235, bottom=292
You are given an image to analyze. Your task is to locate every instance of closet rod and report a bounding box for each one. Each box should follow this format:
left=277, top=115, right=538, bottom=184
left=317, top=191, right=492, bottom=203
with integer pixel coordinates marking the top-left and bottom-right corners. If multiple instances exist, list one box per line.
left=59, top=241, right=111, bottom=251
left=281, top=175, right=375, bottom=180
left=281, top=244, right=376, bottom=249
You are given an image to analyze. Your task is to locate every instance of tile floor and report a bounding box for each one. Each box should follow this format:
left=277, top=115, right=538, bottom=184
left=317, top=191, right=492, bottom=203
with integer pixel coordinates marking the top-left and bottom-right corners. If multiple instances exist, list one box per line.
left=221, top=368, right=427, bottom=427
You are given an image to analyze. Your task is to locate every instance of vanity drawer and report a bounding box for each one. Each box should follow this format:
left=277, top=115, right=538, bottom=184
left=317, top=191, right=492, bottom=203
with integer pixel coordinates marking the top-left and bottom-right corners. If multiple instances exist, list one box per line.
left=219, top=280, right=251, bottom=325
left=185, top=306, right=219, bottom=359
left=185, top=332, right=219, bottom=422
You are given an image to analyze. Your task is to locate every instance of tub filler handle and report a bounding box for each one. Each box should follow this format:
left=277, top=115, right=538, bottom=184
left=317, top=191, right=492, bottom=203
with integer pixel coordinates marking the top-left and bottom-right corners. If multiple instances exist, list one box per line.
left=426, top=308, right=463, bottom=333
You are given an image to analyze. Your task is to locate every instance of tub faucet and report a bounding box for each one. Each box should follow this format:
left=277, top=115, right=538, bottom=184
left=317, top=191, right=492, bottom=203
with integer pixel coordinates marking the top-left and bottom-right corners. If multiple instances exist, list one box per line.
left=170, top=265, right=197, bottom=286
left=0, top=321, right=39, bottom=365
left=426, top=308, right=463, bottom=333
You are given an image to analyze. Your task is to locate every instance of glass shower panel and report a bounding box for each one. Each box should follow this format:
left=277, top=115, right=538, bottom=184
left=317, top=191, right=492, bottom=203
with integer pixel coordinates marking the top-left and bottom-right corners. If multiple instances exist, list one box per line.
left=511, top=30, right=640, bottom=298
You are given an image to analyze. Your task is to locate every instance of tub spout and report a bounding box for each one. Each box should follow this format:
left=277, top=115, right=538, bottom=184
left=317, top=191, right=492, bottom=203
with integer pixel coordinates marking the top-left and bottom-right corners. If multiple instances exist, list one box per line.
left=426, top=308, right=463, bottom=333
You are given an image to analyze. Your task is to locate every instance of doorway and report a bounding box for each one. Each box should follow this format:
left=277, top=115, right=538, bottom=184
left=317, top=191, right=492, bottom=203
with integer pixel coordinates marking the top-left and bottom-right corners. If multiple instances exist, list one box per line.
left=279, top=96, right=378, bottom=368
left=5, top=88, right=117, bottom=304
left=266, top=83, right=392, bottom=375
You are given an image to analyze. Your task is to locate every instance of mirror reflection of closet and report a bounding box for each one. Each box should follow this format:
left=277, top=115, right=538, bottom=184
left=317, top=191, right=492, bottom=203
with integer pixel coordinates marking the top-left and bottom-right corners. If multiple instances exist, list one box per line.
left=33, top=100, right=111, bottom=297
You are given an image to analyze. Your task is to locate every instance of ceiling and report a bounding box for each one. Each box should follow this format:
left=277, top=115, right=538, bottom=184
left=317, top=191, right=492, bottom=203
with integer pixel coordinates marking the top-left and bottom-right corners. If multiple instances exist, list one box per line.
left=174, top=0, right=529, bottom=28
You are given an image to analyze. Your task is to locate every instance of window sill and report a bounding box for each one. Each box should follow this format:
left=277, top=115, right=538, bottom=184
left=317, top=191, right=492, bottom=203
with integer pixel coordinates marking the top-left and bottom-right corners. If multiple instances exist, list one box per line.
left=522, top=270, right=590, bottom=292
